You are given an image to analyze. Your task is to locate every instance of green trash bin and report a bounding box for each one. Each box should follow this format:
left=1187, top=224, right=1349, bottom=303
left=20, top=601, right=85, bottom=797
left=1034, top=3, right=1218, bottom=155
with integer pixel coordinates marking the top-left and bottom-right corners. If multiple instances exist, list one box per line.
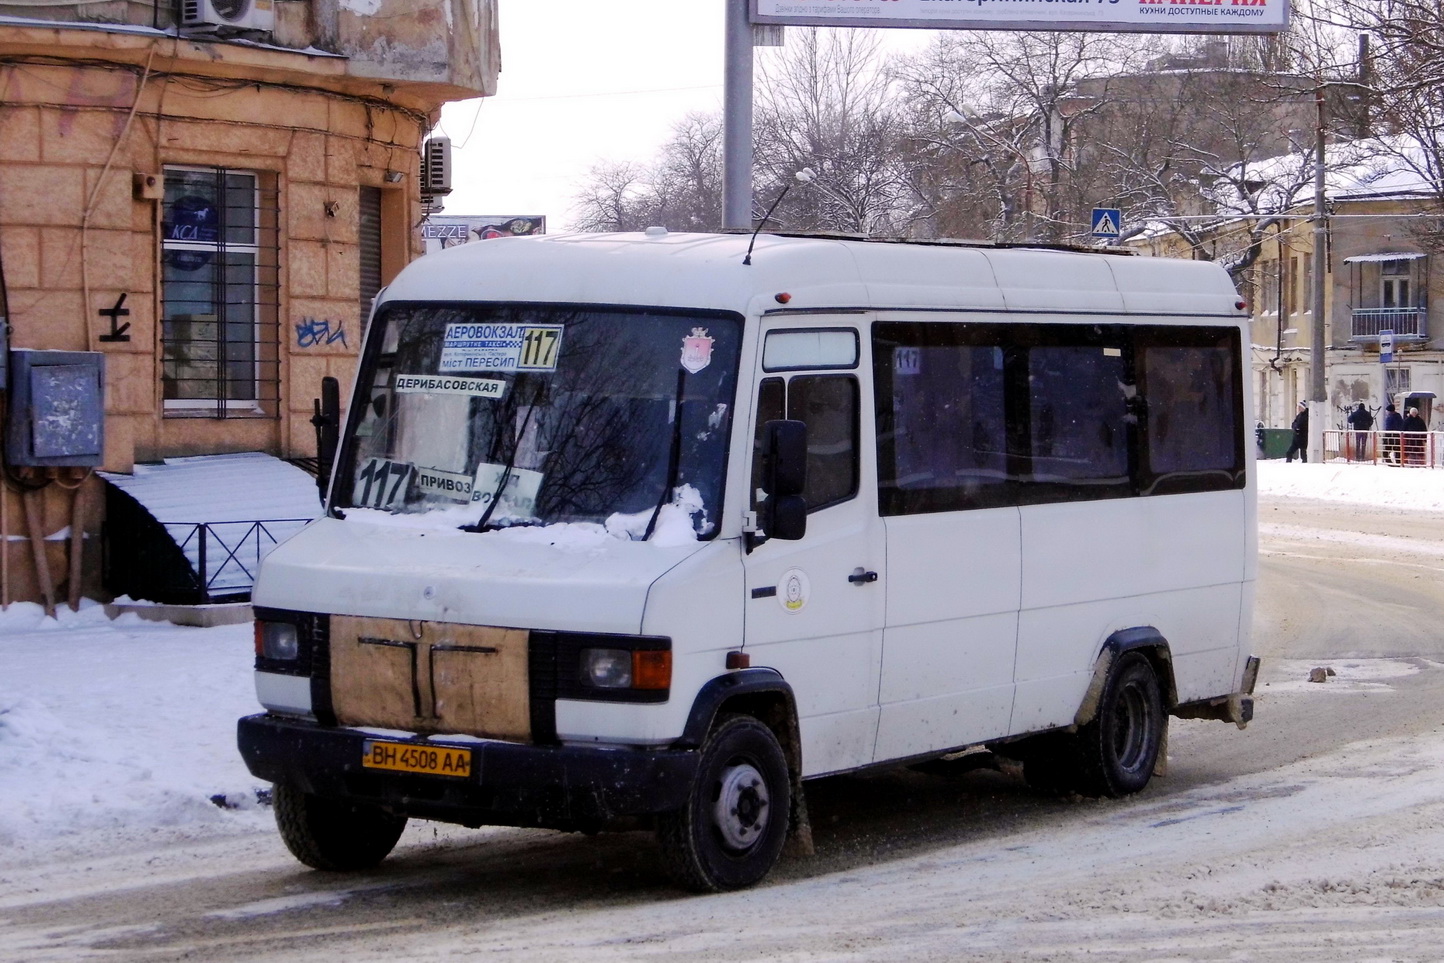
left=1259, top=428, right=1293, bottom=460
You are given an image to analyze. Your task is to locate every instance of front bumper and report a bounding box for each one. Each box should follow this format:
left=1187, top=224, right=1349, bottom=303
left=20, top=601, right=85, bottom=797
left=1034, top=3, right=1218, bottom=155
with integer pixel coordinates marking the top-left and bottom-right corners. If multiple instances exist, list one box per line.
left=238, top=714, right=699, bottom=831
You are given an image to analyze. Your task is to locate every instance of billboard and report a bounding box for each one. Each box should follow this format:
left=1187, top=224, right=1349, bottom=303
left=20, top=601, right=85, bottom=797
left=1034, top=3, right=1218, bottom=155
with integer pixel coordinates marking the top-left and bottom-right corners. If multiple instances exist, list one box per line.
left=751, top=0, right=1289, bottom=35
left=419, top=215, right=546, bottom=254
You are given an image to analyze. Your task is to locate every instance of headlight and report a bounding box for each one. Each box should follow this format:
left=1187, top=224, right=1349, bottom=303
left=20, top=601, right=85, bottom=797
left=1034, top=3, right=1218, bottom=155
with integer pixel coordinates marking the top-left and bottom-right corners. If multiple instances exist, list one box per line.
left=581, top=648, right=632, bottom=688
left=256, top=621, right=300, bottom=661
left=579, top=646, right=672, bottom=691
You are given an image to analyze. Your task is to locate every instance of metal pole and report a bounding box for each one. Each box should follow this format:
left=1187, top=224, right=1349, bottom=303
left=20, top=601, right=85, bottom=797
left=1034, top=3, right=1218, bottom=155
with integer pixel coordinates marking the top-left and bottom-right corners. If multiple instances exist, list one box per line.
left=198, top=524, right=207, bottom=598
left=1309, top=85, right=1328, bottom=462
left=722, top=0, right=753, bottom=231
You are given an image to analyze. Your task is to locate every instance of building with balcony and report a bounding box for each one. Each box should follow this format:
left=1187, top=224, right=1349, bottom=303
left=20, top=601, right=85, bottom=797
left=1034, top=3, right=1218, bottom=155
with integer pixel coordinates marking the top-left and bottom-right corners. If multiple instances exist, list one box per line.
left=1132, top=136, right=1441, bottom=436
left=0, top=0, right=499, bottom=607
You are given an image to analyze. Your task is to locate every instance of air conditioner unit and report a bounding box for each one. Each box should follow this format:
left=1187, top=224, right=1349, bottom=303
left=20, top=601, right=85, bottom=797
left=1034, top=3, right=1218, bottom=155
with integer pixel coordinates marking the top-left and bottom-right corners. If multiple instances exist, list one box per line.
left=422, top=137, right=453, bottom=199
left=181, top=0, right=274, bottom=32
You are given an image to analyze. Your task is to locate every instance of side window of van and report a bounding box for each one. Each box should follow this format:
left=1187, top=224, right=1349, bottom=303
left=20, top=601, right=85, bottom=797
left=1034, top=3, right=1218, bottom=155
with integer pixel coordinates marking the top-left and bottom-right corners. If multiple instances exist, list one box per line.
left=1024, top=345, right=1129, bottom=488
left=751, top=375, right=859, bottom=514
left=878, top=340, right=1009, bottom=514
left=1139, top=332, right=1242, bottom=494
left=875, top=321, right=1243, bottom=515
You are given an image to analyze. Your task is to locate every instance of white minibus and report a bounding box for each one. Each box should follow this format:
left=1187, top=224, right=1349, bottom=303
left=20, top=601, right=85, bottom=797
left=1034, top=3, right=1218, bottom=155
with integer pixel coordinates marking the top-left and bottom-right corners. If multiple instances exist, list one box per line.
left=239, top=230, right=1258, bottom=891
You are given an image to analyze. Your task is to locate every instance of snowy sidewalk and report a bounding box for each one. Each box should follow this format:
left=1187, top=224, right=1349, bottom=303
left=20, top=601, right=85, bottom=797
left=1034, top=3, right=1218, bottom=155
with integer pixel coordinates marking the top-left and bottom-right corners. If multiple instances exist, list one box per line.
left=0, top=603, right=270, bottom=859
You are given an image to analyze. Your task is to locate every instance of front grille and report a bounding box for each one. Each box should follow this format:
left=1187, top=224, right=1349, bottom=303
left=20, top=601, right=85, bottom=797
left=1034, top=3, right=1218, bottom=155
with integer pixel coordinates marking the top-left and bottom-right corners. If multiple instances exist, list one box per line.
left=528, top=632, right=559, bottom=744
left=306, top=613, right=334, bottom=724
left=328, top=616, right=532, bottom=739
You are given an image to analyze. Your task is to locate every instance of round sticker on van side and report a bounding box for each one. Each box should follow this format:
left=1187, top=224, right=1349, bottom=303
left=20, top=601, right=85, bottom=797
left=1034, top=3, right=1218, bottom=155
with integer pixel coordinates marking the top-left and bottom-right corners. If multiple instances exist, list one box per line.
left=778, top=569, right=810, bottom=613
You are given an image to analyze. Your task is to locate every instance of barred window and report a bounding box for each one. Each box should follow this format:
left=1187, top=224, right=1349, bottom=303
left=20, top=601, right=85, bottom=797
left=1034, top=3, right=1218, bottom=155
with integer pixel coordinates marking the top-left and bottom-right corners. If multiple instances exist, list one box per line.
left=161, top=166, right=279, bottom=416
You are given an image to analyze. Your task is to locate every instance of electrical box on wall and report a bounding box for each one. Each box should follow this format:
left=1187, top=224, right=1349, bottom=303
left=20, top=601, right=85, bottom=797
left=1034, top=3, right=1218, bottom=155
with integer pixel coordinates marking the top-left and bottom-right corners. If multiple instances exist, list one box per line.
left=422, top=137, right=452, bottom=198
left=6, top=350, right=105, bottom=467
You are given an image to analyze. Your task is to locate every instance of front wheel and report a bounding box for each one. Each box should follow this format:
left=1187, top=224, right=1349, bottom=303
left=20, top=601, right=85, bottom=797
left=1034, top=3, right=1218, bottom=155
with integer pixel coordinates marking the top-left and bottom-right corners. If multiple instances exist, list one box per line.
left=1074, top=651, right=1166, bottom=798
left=657, top=714, right=791, bottom=892
left=272, top=784, right=408, bottom=871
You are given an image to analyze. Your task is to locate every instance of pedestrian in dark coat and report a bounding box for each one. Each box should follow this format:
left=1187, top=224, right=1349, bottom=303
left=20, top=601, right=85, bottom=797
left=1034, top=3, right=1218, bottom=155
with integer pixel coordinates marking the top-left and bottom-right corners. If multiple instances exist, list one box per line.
left=1347, top=402, right=1374, bottom=461
left=1285, top=402, right=1308, bottom=463
left=1402, top=406, right=1428, bottom=465
left=1383, top=404, right=1404, bottom=465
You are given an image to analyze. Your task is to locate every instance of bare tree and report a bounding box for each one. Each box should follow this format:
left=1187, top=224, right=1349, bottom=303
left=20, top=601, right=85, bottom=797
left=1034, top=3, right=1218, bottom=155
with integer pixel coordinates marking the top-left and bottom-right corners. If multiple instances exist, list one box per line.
left=753, top=29, right=909, bottom=235
left=894, top=31, right=1146, bottom=242
left=647, top=113, right=724, bottom=233
left=570, top=114, right=723, bottom=233
left=571, top=160, right=652, bottom=233
left=1089, top=37, right=1330, bottom=281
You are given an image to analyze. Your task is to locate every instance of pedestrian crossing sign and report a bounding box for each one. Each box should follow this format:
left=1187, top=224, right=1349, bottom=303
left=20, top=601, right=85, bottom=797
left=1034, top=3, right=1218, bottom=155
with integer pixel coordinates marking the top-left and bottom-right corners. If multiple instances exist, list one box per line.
left=1091, top=208, right=1121, bottom=238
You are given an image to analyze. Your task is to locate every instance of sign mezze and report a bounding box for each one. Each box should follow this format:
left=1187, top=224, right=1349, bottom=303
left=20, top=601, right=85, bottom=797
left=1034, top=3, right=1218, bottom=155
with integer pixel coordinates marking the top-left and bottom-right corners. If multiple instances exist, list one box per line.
left=751, top=0, right=1289, bottom=34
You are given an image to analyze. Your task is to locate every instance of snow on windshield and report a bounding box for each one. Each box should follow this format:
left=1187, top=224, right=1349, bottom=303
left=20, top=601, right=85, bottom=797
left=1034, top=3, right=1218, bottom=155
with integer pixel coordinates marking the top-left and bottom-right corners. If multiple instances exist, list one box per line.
left=342, top=484, right=713, bottom=549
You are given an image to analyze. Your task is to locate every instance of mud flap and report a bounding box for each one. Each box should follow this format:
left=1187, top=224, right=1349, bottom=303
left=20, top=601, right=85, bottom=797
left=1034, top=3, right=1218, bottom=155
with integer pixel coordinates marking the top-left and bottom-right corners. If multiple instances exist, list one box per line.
left=782, top=710, right=814, bottom=857
left=785, top=777, right=815, bottom=858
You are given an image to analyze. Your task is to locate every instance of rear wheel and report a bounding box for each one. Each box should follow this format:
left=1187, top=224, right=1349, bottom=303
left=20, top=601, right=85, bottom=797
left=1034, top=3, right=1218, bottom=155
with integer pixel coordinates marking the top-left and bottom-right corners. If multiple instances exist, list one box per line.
left=273, top=784, right=408, bottom=871
left=1074, top=651, right=1166, bottom=798
left=658, top=714, right=791, bottom=892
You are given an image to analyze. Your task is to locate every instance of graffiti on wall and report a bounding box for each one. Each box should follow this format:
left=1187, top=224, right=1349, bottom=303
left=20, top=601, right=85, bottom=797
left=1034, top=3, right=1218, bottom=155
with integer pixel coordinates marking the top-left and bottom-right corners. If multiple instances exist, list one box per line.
left=295, top=317, right=347, bottom=348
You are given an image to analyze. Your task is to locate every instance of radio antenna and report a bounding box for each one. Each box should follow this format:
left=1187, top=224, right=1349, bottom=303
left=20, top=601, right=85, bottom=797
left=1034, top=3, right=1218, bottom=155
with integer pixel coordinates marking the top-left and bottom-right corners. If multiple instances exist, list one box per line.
left=743, top=168, right=815, bottom=266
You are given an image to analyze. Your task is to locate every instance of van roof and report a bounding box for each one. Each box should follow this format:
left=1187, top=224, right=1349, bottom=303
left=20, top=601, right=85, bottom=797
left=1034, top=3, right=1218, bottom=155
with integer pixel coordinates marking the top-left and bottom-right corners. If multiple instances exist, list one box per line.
left=380, top=230, right=1244, bottom=319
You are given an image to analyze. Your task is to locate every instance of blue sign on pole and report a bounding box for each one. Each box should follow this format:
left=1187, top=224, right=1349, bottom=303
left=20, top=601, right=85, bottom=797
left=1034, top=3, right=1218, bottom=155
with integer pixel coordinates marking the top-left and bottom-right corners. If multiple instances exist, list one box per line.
left=1380, top=329, right=1395, bottom=364
left=1091, top=208, right=1122, bottom=238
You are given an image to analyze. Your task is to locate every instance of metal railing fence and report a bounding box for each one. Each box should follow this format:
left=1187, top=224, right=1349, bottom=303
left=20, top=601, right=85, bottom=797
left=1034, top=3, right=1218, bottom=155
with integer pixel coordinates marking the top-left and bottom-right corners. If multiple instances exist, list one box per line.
left=1320, top=429, right=1443, bottom=468
left=165, top=518, right=312, bottom=599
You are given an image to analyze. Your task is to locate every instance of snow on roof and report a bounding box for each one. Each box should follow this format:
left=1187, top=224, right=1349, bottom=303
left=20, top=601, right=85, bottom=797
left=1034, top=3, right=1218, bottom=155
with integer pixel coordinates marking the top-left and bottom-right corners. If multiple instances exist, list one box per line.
left=100, top=452, right=321, bottom=524
left=1211, top=135, right=1436, bottom=214
left=1341, top=251, right=1427, bottom=263
left=100, top=452, right=321, bottom=595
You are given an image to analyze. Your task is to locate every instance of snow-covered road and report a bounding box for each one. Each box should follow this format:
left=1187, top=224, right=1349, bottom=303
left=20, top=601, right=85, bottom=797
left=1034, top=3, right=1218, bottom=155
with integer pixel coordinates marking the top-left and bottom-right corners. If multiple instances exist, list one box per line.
left=2, top=461, right=1443, bottom=961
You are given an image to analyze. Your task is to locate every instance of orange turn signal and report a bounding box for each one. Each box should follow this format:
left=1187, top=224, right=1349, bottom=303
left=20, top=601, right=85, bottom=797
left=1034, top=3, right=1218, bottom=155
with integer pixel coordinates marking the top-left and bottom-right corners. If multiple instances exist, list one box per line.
left=632, top=649, right=672, bottom=690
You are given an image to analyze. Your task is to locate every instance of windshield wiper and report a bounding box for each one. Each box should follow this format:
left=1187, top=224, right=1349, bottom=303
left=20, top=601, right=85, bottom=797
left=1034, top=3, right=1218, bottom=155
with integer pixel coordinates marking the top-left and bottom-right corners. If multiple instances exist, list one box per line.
left=643, top=369, right=687, bottom=541
left=465, top=383, right=543, bottom=533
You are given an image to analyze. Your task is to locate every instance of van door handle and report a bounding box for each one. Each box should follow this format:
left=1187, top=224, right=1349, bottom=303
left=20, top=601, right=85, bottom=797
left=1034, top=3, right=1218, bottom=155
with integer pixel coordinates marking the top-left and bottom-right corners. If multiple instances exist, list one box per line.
left=848, top=569, right=878, bottom=585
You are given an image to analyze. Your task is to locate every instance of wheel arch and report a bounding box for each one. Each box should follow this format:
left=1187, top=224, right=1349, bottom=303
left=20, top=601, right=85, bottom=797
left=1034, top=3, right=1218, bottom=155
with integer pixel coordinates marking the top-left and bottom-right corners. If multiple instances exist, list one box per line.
left=678, top=668, right=800, bottom=769
left=1074, top=626, right=1177, bottom=727
left=677, top=667, right=813, bottom=856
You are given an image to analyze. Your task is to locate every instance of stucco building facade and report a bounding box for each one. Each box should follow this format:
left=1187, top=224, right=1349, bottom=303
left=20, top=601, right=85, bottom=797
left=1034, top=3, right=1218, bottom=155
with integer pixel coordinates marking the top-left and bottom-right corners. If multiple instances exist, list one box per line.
left=0, top=0, right=499, bottom=606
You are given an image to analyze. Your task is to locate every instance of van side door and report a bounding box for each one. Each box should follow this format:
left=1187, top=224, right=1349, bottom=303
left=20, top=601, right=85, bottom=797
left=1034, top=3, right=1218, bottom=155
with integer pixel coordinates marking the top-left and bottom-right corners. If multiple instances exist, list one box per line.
left=742, top=321, right=885, bottom=778
left=871, top=320, right=1022, bottom=761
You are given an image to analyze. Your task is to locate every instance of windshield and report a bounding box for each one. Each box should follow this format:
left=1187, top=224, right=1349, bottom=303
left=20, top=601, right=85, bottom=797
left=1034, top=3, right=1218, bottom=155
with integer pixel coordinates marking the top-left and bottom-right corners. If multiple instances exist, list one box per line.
left=335, top=303, right=743, bottom=540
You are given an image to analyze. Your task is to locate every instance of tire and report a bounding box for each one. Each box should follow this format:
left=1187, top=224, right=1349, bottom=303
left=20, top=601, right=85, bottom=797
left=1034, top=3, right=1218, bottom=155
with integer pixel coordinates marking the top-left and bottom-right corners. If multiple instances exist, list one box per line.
left=657, top=714, right=791, bottom=892
left=272, top=783, right=408, bottom=871
left=1073, top=651, right=1166, bottom=798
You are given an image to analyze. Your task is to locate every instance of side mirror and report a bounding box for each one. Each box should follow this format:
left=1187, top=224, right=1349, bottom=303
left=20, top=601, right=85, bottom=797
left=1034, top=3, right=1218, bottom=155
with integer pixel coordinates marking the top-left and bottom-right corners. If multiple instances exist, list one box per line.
left=762, top=419, right=807, bottom=497
left=760, top=419, right=807, bottom=541
left=764, top=493, right=807, bottom=541
left=311, top=376, right=341, bottom=498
